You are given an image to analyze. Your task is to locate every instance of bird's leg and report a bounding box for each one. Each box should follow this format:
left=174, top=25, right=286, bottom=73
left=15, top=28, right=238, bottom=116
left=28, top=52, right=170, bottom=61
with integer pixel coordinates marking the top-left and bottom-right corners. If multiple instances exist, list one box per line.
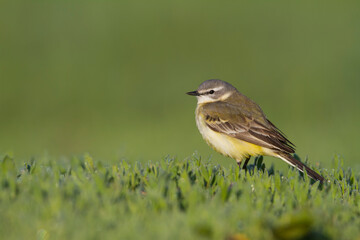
left=242, top=156, right=251, bottom=170
left=236, top=160, right=242, bottom=168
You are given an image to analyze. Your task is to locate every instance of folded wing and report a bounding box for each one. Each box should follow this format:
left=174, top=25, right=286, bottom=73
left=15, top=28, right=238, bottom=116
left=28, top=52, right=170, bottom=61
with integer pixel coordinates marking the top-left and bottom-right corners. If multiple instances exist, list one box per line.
left=200, top=101, right=295, bottom=154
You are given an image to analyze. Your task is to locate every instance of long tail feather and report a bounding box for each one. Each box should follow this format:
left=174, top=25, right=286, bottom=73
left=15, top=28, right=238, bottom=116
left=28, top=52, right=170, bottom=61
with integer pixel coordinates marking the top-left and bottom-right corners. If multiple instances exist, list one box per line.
left=277, top=153, right=325, bottom=183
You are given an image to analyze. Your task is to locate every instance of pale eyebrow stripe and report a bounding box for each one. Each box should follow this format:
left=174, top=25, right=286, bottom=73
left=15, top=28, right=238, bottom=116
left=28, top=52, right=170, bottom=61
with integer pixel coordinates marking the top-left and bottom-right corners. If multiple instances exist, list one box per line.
left=211, top=86, right=224, bottom=92
left=198, top=86, right=224, bottom=94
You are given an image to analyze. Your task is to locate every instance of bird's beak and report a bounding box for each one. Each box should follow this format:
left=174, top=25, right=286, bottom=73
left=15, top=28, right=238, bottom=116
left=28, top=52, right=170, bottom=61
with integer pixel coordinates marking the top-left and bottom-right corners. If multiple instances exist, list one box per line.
left=186, top=91, right=199, bottom=96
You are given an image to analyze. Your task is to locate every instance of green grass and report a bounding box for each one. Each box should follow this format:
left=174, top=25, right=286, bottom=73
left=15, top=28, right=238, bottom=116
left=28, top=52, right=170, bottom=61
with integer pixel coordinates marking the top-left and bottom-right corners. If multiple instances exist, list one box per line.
left=0, top=153, right=359, bottom=240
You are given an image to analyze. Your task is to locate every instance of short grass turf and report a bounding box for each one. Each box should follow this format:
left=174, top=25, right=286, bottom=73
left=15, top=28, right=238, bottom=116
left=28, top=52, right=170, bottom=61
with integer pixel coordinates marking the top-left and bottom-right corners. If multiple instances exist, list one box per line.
left=0, top=153, right=359, bottom=240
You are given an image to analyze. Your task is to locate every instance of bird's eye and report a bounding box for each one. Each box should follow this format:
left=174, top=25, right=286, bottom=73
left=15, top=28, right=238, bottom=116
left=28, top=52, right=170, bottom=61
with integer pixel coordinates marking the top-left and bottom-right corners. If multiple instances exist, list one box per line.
left=209, top=90, right=215, bottom=94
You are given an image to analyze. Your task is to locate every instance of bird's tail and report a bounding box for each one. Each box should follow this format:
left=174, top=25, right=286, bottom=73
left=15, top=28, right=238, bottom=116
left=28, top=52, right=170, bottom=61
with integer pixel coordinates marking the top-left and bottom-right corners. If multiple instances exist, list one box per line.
left=277, top=152, right=325, bottom=183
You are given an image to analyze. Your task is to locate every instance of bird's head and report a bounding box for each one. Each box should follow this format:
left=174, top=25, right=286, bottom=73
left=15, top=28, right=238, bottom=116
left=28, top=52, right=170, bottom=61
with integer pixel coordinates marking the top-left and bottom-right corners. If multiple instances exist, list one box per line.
left=186, top=79, right=237, bottom=104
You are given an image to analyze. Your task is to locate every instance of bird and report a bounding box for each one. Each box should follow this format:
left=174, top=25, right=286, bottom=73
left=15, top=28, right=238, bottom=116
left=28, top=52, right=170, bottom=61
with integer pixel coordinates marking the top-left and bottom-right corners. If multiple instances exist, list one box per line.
left=187, top=79, right=324, bottom=182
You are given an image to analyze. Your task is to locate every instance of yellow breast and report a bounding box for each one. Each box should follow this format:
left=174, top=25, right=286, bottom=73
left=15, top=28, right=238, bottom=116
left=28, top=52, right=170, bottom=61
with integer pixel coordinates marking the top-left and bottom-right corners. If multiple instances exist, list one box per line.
left=195, top=109, right=266, bottom=162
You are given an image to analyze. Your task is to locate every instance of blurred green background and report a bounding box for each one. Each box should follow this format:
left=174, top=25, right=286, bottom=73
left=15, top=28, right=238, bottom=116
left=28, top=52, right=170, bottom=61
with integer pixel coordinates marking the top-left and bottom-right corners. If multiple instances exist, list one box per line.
left=1, top=1, right=359, bottom=170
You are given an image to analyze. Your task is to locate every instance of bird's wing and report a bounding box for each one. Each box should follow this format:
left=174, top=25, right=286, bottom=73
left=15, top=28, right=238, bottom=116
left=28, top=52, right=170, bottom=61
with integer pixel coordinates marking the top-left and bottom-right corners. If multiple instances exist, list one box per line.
left=200, top=101, right=295, bottom=153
